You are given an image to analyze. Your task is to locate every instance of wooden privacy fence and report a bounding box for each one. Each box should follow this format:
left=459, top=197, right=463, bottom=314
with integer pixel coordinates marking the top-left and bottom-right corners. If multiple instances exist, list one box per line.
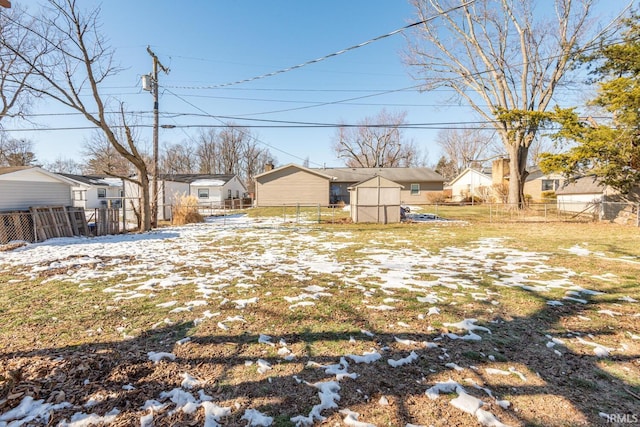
left=0, top=206, right=121, bottom=245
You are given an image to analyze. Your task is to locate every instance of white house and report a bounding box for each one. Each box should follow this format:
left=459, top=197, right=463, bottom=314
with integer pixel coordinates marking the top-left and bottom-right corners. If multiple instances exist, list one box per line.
left=446, top=167, right=494, bottom=202
left=58, top=174, right=124, bottom=209
left=124, top=174, right=248, bottom=221
left=0, top=166, right=75, bottom=212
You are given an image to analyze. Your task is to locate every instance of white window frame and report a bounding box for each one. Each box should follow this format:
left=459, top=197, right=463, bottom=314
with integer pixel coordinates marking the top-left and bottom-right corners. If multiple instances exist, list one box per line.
left=410, top=183, right=420, bottom=195
left=97, top=188, right=106, bottom=198
left=198, top=188, right=209, bottom=199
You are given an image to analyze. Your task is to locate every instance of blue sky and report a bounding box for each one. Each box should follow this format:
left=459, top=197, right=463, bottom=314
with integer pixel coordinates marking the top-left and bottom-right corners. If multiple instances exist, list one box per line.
left=8, top=1, right=634, bottom=169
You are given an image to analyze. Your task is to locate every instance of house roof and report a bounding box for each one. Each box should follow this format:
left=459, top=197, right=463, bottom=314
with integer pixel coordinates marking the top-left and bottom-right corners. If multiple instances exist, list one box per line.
left=310, top=167, right=444, bottom=183
left=556, top=176, right=605, bottom=195
left=254, top=163, right=333, bottom=180
left=0, top=166, right=77, bottom=185
left=0, top=166, right=33, bottom=175
left=58, top=173, right=122, bottom=187
left=447, top=167, right=492, bottom=187
left=158, top=174, right=237, bottom=184
left=525, top=168, right=564, bottom=182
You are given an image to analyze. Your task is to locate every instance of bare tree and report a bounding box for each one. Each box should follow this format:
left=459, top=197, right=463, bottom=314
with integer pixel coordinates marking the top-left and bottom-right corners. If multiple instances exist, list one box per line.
left=195, top=129, right=219, bottom=174
left=3, top=0, right=154, bottom=230
left=436, top=127, right=498, bottom=175
left=0, top=5, right=41, bottom=129
left=0, top=136, right=36, bottom=166
left=218, top=125, right=247, bottom=175
left=160, top=140, right=198, bottom=175
left=43, top=156, right=83, bottom=174
left=406, top=0, right=628, bottom=207
left=82, top=131, right=137, bottom=176
left=333, top=109, right=424, bottom=167
left=242, top=135, right=273, bottom=194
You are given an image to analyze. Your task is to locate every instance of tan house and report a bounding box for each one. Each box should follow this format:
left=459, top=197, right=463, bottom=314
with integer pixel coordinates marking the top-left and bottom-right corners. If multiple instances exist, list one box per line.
left=523, top=169, right=565, bottom=202
left=349, top=175, right=403, bottom=223
left=254, top=164, right=444, bottom=207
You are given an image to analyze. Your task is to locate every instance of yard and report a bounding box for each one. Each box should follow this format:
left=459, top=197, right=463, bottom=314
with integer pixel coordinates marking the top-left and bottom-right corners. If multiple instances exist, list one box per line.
left=0, top=210, right=639, bottom=426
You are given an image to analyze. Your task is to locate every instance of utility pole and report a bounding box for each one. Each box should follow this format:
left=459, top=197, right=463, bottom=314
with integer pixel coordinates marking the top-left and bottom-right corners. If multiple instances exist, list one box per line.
left=145, top=46, right=169, bottom=228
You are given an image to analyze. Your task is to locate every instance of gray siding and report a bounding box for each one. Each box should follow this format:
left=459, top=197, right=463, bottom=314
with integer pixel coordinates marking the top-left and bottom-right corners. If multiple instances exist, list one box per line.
left=0, top=181, right=72, bottom=211
left=256, top=168, right=329, bottom=206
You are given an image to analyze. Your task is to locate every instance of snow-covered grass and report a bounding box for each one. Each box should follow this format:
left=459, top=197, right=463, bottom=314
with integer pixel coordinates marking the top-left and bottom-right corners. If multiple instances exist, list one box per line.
left=0, top=214, right=639, bottom=426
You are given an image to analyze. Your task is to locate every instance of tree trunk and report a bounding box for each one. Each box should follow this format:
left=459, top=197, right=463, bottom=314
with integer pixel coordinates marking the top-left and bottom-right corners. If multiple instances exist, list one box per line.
left=506, top=143, right=530, bottom=208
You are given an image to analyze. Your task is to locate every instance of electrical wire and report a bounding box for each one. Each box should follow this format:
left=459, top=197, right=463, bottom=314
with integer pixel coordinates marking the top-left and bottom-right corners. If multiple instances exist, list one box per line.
left=167, top=1, right=477, bottom=90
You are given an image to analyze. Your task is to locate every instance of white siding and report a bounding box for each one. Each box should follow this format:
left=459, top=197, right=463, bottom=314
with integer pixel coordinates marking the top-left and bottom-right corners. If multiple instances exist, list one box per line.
left=448, top=170, right=493, bottom=202
left=557, top=194, right=603, bottom=213
left=0, top=181, right=72, bottom=211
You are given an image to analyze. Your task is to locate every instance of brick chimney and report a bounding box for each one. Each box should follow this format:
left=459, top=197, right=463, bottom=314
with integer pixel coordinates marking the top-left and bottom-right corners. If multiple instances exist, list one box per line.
left=492, top=158, right=509, bottom=185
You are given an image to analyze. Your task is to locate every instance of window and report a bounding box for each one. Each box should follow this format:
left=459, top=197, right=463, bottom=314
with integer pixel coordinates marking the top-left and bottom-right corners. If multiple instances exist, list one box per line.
left=198, top=188, right=209, bottom=199
left=541, top=179, right=558, bottom=191
left=73, top=190, right=85, bottom=201
left=410, top=183, right=420, bottom=195
left=97, top=188, right=106, bottom=198
left=228, top=189, right=232, bottom=199
left=235, top=190, right=240, bottom=198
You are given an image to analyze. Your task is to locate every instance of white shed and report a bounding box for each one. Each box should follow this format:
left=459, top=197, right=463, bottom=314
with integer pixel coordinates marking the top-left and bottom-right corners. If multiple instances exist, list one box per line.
left=0, top=166, right=74, bottom=212
left=349, top=175, right=403, bottom=224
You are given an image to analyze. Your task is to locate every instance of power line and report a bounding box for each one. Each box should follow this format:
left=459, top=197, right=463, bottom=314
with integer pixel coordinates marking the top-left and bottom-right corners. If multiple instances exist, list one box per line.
left=166, top=1, right=477, bottom=90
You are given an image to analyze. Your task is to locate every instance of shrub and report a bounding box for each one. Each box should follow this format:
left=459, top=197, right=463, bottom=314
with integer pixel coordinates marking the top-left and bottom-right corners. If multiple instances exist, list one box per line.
left=172, top=195, right=204, bottom=225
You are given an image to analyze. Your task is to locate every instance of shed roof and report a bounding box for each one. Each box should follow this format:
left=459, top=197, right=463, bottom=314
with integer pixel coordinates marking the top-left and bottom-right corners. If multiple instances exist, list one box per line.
left=0, top=166, right=32, bottom=175
left=348, top=175, right=404, bottom=189
left=0, top=166, right=77, bottom=184
left=556, top=176, right=605, bottom=195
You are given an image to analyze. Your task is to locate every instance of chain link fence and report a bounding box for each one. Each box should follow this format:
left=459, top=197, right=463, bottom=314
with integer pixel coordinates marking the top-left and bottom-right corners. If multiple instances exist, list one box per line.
left=229, top=201, right=640, bottom=226
left=408, top=201, right=640, bottom=225
left=0, top=211, right=35, bottom=245
left=0, top=207, right=122, bottom=246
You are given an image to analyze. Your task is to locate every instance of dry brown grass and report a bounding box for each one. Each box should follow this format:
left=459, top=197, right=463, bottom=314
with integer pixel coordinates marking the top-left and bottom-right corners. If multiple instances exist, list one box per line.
left=172, top=195, right=204, bottom=225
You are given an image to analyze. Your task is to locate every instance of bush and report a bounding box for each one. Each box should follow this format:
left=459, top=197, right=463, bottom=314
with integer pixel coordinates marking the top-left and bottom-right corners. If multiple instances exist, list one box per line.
left=426, top=191, right=447, bottom=203
left=172, top=195, right=204, bottom=225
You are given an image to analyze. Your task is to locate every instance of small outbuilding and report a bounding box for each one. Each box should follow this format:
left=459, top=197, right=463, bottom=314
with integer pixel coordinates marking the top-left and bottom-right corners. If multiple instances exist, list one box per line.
left=0, top=166, right=75, bottom=211
left=349, top=175, right=403, bottom=224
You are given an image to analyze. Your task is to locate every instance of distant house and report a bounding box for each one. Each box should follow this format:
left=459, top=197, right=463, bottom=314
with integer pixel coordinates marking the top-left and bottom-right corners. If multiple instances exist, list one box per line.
left=523, top=169, right=565, bottom=202
left=446, top=159, right=567, bottom=204
left=557, top=177, right=639, bottom=222
left=0, top=166, right=75, bottom=212
left=254, top=163, right=444, bottom=207
left=556, top=176, right=611, bottom=214
left=58, top=174, right=123, bottom=209
left=446, top=167, right=493, bottom=202
left=124, top=174, right=247, bottom=221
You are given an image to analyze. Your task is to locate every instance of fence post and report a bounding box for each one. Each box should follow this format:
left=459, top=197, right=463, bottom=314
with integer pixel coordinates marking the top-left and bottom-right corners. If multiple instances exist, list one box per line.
left=318, top=204, right=321, bottom=223
left=283, top=205, right=286, bottom=223
left=637, top=203, right=639, bottom=227
left=296, top=203, right=300, bottom=223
